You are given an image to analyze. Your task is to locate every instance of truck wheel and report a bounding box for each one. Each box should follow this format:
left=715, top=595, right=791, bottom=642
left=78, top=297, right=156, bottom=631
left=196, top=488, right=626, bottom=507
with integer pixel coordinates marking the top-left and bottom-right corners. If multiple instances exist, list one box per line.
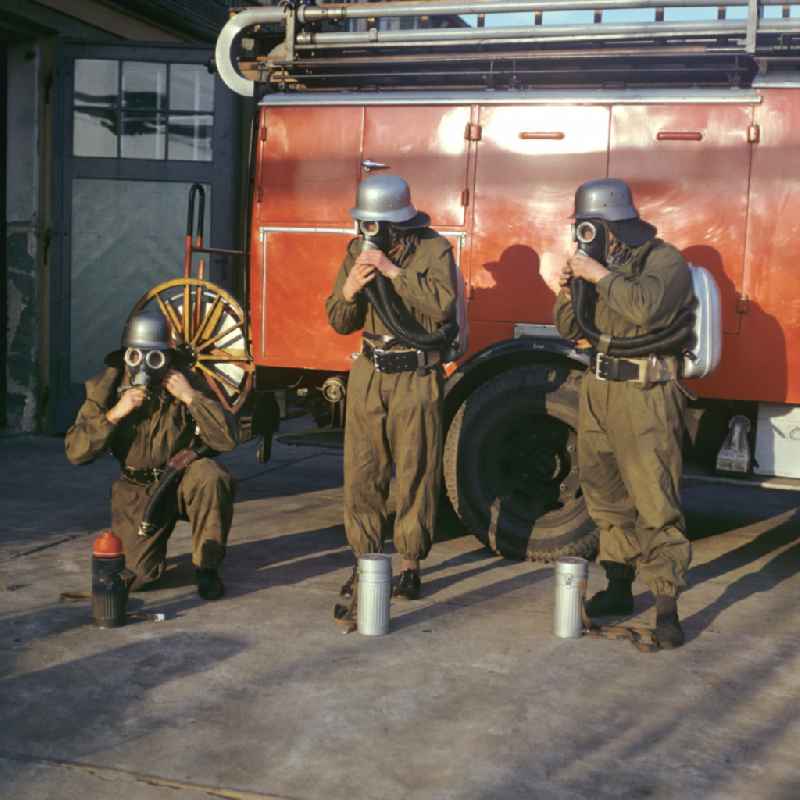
left=443, top=365, right=597, bottom=561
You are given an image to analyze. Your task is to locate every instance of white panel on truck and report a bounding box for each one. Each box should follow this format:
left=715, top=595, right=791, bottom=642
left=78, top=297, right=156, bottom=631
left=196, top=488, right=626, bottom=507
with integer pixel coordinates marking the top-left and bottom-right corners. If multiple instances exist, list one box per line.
left=754, top=403, right=800, bottom=478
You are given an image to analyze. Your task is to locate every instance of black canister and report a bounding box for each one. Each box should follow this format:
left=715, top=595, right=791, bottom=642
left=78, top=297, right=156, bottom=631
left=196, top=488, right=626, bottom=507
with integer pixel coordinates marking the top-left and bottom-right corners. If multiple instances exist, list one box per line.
left=91, top=531, right=129, bottom=628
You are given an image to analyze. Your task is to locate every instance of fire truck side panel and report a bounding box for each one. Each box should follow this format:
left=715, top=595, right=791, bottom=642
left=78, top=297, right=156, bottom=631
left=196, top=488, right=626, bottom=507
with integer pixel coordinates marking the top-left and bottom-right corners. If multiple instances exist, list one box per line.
left=608, top=103, right=756, bottom=402
left=739, top=88, right=800, bottom=404
left=249, top=91, right=800, bottom=406
left=362, top=105, right=472, bottom=228
left=608, top=103, right=753, bottom=335
left=256, top=106, right=362, bottom=225
left=469, top=105, right=610, bottom=326
left=255, top=230, right=358, bottom=370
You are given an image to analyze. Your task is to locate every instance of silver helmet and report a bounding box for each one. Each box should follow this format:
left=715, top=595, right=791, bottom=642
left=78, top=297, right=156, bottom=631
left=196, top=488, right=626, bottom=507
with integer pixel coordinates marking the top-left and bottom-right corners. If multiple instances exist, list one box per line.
left=121, top=307, right=171, bottom=350
left=349, top=175, right=430, bottom=227
left=121, top=308, right=172, bottom=389
left=574, top=178, right=656, bottom=247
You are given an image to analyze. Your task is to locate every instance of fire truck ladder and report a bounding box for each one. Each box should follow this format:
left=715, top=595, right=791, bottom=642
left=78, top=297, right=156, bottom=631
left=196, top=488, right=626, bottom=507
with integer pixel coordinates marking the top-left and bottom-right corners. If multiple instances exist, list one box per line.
left=216, top=0, right=800, bottom=93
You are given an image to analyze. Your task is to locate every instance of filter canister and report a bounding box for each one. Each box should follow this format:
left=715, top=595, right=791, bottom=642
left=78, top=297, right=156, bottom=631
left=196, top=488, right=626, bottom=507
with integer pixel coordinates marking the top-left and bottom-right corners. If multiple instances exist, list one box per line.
left=357, top=554, right=392, bottom=636
left=553, top=556, right=588, bottom=639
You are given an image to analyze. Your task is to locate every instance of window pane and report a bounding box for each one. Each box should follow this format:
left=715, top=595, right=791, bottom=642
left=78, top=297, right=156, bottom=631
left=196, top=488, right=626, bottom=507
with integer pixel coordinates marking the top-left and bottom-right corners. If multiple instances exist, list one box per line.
left=73, top=108, right=118, bottom=157
left=74, top=59, right=118, bottom=107
left=70, top=179, right=211, bottom=383
left=121, top=113, right=166, bottom=159
left=122, top=61, right=167, bottom=110
left=170, top=64, right=214, bottom=112
left=168, top=114, right=213, bottom=161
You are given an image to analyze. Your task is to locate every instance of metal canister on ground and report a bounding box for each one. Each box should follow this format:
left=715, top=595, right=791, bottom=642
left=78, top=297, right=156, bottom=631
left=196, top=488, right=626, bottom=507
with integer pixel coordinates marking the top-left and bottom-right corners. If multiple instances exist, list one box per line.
left=553, top=556, right=588, bottom=639
left=91, top=530, right=130, bottom=628
left=357, top=554, right=392, bottom=636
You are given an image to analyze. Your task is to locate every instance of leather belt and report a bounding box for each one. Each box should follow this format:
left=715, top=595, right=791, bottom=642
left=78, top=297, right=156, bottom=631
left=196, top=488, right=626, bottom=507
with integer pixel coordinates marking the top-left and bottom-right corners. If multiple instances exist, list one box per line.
left=122, top=465, right=165, bottom=485
left=362, top=339, right=441, bottom=374
left=591, top=353, right=680, bottom=383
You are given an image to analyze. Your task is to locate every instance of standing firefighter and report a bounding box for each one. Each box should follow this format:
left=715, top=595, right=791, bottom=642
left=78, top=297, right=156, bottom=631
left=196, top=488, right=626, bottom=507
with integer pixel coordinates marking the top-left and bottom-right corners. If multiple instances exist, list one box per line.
left=326, top=175, right=457, bottom=623
left=553, top=178, right=694, bottom=648
left=65, top=307, right=238, bottom=600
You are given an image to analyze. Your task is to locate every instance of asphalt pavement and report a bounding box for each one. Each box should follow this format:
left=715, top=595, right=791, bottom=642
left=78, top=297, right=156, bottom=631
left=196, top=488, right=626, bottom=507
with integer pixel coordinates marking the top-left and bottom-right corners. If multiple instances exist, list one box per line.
left=1, top=429, right=799, bottom=800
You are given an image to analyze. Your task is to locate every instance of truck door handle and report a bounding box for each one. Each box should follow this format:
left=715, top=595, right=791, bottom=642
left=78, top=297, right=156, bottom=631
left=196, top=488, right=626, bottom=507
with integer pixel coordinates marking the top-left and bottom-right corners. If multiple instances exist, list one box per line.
left=519, top=131, right=565, bottom=140
left=362, top=160, right=389, bottom=172
left=656, top=131, right=703, bottom=141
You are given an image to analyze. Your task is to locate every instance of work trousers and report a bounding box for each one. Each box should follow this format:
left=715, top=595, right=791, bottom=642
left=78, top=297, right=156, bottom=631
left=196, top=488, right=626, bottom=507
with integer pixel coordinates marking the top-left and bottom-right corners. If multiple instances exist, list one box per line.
left=343, top=354, right=444, bottom=561
left=578, top=373, right=691, bottom=597
left=111, top=458, right=235, bottom=590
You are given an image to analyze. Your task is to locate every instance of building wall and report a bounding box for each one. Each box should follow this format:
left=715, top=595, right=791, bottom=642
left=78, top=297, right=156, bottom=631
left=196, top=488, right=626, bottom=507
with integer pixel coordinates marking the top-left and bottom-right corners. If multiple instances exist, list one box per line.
left=2, top=1, right=224, bottom=431
left=5, top=44, right=42, bottom=431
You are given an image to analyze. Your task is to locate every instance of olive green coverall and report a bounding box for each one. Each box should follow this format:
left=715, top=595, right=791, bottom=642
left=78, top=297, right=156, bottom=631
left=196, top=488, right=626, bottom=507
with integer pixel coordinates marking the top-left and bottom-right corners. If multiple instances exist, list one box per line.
left=554, top=239, right=695, bottom=597
left=65, top=365, right=238, bottom=589
left=325, top=229, right=457, bottom=561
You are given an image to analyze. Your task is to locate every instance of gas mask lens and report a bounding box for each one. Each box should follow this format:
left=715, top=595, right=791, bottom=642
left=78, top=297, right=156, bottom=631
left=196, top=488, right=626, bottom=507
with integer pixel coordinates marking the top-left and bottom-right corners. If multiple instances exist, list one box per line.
left=145, top=350, right=166, bottom=370
left=124, top=348, right=143, bottom=368
left=359, top=220, right=381, bottom=237
left=576, top=221, right=598, bottom=244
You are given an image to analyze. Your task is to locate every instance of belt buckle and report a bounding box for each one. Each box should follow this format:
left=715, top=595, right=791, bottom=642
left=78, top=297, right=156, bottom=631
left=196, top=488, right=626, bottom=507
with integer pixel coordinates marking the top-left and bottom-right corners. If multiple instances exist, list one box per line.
left=594, top=353, right=609, bottom=381
left=372, top=346, right=385, bottom=373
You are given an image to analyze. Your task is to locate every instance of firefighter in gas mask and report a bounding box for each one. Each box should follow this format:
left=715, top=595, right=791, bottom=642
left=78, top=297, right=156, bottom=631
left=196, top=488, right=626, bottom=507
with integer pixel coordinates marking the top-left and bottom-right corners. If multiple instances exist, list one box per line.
left=325, top=175, right=457, bottom=622
left=553, top=178, right=695, bottom=648
left=65, top=307, right=238, bottom=599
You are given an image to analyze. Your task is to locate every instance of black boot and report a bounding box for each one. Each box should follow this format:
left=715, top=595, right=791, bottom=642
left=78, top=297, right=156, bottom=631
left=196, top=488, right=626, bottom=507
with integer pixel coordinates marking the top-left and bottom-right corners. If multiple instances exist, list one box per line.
left=334, top=579, right=358, bottom=632
left=339, top=565, right=357, bottom=598
left=584, top=561, right=634, bottom=618
left=654, top=595, right=685, bottom=649
left=196, top=568, right=225, bottom=601
left=393, top=569, right=421, bottom=601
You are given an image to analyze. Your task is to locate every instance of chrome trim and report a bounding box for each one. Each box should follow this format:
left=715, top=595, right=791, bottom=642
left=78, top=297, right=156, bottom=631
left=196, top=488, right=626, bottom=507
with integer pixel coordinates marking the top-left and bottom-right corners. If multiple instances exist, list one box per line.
left=261, top=232, right=268, bottom=354
left=259, top=225, right=356, bottom=235
left=259, top=89, right=762, bottom=107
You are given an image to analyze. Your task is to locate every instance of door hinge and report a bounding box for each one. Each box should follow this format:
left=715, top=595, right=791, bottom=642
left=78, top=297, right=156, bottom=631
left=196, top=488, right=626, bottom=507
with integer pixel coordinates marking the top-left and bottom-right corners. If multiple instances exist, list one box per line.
left=460, top=188, right=470, bottom=207
left=256, top=185, right=263, bottom=203
left=736, top=296, right=750, bottom=314
left=260, top=126, right=268, bottom=142
left=747, top=124, right=760, bottom=144
left=465, top=123, right=482, bottom=142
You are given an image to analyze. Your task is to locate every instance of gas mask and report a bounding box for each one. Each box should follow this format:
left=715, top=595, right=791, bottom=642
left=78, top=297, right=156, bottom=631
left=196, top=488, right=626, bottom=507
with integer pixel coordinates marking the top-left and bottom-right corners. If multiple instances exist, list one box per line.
left=123, top=346, right=171, bottom=390
left=358, top=219, right=393, bottom=254
left=120, top=307, right=173, bottom=393
left=573, top=219, right=608, bottom=265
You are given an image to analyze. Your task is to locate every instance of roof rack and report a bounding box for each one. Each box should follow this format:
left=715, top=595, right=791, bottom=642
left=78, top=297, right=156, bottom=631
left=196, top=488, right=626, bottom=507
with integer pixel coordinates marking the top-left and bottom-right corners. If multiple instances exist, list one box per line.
left=216, top=1, right=800, bottom=94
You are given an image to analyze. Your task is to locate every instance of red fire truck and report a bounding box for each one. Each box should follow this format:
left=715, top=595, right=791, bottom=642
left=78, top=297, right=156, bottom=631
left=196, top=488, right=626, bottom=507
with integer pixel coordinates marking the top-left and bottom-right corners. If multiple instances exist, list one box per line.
left=197, top=0, right=800, bottom=560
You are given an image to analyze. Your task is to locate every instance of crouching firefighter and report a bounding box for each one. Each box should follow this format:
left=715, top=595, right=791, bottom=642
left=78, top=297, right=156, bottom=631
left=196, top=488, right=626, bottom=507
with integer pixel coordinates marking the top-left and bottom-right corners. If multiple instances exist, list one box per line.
left=65, top=307, right=238, bottom=600
left=325, top=174, right=459, bottom=625
left=553, top=178, right=695, bottom=649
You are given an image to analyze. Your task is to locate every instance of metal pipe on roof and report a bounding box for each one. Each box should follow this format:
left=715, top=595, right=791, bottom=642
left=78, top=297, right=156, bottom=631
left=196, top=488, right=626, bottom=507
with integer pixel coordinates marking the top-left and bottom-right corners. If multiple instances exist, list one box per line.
left=295, top=19, right=745, bottom=46
left=298, top=0, right=793, bottom=18
left=214, top=2, right=800, bottom=95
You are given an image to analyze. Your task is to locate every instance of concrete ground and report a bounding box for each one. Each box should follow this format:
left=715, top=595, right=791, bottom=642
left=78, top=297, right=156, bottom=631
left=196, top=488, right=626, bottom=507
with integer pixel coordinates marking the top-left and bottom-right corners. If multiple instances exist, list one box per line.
left=1, top=430, right=799, bottom=800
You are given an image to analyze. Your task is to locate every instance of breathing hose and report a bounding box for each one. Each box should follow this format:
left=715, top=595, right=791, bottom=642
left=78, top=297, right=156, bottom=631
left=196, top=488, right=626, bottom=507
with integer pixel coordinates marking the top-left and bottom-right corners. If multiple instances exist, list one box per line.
left=137, top=445, right=213, bottom=538
left=359, top=223, right=455, bottom=352
left=571, top=278, right=695, bottom=356
left=569, top=220, right=694, bottom=357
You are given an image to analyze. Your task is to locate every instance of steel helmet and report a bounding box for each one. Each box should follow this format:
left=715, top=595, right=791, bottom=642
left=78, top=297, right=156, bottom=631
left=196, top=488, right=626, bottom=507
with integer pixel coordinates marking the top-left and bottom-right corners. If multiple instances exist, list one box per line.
left=121, top=307, right=172, bottom=350
left=349, top=174, right=430, bottom=228
left=574, top=178, right=656, bottom=246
